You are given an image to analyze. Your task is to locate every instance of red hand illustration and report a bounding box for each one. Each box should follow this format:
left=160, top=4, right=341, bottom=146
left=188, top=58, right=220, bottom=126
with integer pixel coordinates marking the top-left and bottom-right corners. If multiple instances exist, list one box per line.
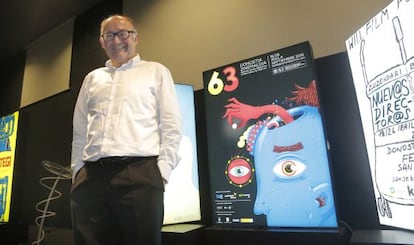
left=223, top=97, right=293, bottom=129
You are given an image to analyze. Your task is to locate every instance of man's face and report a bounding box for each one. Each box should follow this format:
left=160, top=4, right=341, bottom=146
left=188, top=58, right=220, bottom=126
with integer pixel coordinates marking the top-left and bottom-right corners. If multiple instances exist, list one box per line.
left=99, top=17, right=138, bottom=67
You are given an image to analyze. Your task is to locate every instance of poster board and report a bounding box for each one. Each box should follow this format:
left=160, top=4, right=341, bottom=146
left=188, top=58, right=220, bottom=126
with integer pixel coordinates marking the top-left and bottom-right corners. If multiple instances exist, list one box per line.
left=345, top=0, right=414, bottom=231
left=202, top=42, right=338, bottom=228
left=0, top=111, right=19, bottom=223
left=163, top=84, right=201, bottom=225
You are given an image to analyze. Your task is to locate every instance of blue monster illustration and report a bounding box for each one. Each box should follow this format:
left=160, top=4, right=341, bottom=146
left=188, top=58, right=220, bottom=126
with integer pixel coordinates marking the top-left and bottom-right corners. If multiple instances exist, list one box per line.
left=251, top=105, right=337, bottom=227
left=224, top=81, right=337, bottom=227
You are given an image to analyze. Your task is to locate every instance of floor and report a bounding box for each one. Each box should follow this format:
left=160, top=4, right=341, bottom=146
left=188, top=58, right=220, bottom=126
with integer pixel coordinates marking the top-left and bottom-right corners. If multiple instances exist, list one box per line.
left=27, top=225, right=74, bottom=245
left=24, top=224, right=204, bottom=245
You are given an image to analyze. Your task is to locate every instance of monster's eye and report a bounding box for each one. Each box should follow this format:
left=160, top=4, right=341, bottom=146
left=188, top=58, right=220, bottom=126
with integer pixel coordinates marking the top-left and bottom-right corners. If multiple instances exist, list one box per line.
left=229, top=165, right=250, bottom=177
left=273, top=159, right=306, bottom=179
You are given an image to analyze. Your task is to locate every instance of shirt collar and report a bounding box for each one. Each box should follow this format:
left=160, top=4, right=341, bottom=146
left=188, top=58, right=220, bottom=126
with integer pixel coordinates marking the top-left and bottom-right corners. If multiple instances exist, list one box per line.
left=105, top=54, right=141, bottom=70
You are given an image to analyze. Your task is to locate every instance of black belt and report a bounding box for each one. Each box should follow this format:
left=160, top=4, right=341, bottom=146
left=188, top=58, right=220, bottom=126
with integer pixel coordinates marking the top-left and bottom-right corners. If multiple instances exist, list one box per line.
left=86, top=156, right=157, bottom=167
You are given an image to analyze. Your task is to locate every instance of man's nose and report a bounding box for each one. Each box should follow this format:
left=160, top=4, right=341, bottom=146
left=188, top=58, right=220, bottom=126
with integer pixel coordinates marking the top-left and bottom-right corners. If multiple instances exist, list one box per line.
left=112, top=34, right=122, bottom=42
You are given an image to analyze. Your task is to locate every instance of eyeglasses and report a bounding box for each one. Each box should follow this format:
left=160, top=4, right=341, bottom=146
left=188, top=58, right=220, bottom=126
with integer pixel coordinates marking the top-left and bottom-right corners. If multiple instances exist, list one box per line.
left=101, top=30, right=136, bottom=41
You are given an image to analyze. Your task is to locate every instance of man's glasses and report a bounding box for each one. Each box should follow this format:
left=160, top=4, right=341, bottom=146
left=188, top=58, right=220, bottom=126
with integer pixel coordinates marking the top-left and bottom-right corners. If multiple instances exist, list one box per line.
left=101, top=30, right=136, bottom=41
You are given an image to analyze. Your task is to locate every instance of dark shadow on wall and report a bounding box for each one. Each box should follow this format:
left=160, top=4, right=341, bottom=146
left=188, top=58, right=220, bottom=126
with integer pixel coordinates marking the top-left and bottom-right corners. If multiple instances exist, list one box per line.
left=315, top=52, right=380, bottom=230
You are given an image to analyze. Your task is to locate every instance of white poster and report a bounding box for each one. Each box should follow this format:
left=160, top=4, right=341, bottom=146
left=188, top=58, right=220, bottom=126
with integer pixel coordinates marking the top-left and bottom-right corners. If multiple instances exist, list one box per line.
left=346, top=0, right=414, bottom=230
left=163, top=84, right=201, bottom=225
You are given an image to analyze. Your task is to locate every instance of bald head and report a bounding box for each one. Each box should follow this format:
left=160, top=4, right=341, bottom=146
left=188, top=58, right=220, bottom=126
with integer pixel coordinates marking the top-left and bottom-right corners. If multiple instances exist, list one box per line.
left=100, top=15, right=136, bottom=35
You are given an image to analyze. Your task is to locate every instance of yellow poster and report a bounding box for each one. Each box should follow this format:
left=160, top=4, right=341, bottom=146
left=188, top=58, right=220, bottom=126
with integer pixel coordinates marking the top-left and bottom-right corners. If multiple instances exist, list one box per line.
left=0, top=111, right=19, bottom=223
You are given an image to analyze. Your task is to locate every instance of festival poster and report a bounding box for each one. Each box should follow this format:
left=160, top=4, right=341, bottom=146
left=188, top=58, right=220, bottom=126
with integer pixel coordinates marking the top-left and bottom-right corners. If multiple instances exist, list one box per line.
left=0, top=111, right=19, bottom=223
left=345, top=0, right=414, bottom=231
left=202, top=42, right=338, bottom=228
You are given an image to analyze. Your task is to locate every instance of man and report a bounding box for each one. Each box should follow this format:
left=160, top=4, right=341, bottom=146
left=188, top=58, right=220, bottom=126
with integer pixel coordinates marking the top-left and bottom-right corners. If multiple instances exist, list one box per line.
left=70, top=15, right=182, bottom=245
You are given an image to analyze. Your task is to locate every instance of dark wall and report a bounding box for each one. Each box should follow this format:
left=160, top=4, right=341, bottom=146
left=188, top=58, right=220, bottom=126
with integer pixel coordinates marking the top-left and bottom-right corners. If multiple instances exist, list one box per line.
left=315, top=52, right=381, bottom=230
left=194, top=90, right=212, bottom=226
left=0, top=52, right=25, bottom=116
left=19, top=91, right=74, bottom=227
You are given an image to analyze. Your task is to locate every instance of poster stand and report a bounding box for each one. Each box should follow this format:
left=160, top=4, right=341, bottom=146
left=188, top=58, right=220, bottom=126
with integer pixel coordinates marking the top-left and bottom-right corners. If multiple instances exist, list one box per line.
left=203, top=223, right=351, bottom=245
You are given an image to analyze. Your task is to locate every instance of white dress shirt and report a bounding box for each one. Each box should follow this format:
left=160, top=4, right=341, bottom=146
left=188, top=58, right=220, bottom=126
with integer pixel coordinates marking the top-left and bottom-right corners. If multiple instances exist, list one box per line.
left=71, top=54, right=182, bottom=182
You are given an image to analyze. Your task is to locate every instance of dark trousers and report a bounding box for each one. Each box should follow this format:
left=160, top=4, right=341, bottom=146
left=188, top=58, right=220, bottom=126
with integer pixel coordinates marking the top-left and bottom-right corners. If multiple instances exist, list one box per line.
left=70, top=157, right=164, bottom=245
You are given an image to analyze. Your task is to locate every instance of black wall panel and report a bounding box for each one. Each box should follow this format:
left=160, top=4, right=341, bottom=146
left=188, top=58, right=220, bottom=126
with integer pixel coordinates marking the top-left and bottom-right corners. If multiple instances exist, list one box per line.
left=0, top=52, right=25, bottom=116
left=194, top=89, right=212, bottom=226
left=315, top=52, right=381, bottom=230
left=19, top=91, right=74, bottom=228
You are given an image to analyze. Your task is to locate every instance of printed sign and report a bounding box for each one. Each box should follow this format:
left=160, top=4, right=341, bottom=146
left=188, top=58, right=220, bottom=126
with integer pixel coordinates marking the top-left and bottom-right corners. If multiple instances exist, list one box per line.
left=346, top=0, right=414, bottom=231
left=203, top=42, right=338, bottom=228
left=0, top=111, right=19, bottom=223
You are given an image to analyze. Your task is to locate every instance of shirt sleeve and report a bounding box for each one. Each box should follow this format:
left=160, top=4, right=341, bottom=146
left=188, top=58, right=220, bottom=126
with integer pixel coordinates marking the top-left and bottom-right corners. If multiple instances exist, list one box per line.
left=71, top=75, right=89, bottom=181
left=156, top=65, right=182, bottom=183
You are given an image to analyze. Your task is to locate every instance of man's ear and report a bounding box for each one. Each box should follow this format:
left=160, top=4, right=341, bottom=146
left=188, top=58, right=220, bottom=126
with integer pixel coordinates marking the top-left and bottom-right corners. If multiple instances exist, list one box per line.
left=133, top=32, right=139, bottom=43
left=99, top=36, right=105, bottom=48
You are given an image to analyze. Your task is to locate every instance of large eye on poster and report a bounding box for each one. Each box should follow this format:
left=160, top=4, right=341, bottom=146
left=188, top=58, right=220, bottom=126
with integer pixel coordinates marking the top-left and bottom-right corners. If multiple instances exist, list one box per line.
left=346, top=0, right=414, bottom=231
left=0, top=111, right=19, bottom=223
left=203, top=42, right=338, bottom=228
left=162, top=84, right=201, bottom=225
